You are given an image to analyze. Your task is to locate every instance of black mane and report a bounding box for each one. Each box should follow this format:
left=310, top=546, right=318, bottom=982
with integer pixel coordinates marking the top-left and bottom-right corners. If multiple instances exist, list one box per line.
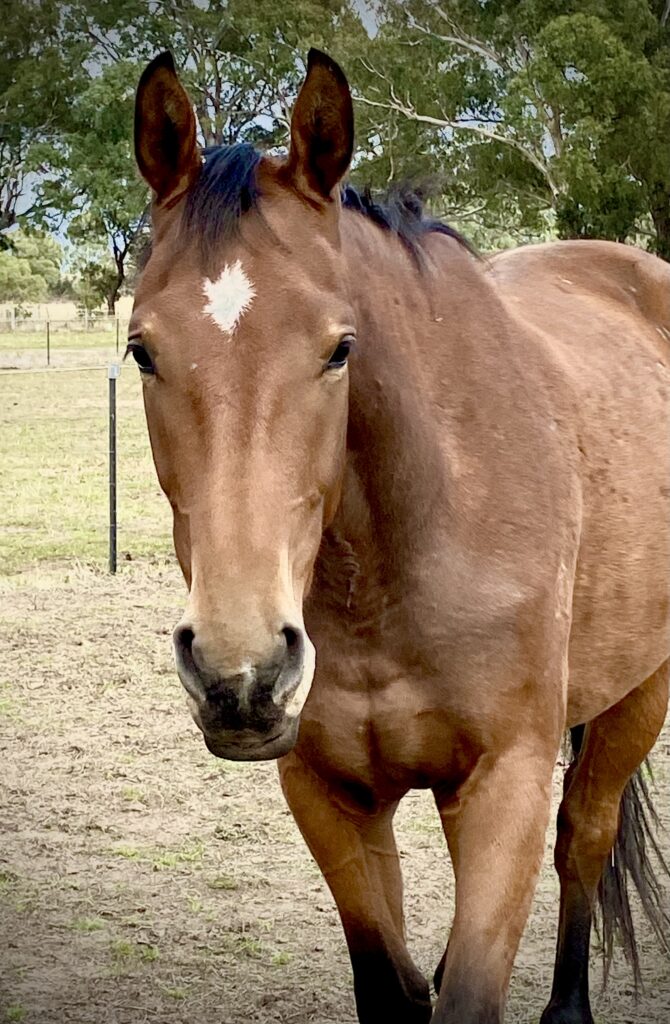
left=341, top=183, right=474, bottom=257
left=181, top=142, right=473, bottom=263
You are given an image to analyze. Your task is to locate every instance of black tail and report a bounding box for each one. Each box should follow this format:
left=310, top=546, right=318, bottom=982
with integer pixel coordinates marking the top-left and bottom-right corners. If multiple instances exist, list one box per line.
left=570, top=725, right=670, bottom=987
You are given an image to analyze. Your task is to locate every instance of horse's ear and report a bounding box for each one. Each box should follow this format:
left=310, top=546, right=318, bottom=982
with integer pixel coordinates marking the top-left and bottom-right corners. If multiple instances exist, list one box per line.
left=135, top=51, right=200, bottom=207
left=287, top=49, right=354, bottom=202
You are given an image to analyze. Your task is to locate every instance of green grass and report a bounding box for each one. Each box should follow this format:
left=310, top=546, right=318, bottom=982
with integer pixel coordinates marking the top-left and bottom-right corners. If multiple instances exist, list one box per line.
left=110, top=938, right=136, bottom=960
left=0, top=692, right=22, bottom=721
left=152, top=843, right=204, bottom=868
left=111, top=845, right=142, bottom=861
left=105, top=937, right=160, bottom=978
left=120, top=785, right=148, bottom=804
left=4, top=1006, right=25, bottom=1022
left=207, top=874, right=239, bottom=891
left=162, top=986, right=188, bottom=1000
left=0, top=367, right=171, bottom=573
left=71, top=916, right=106, bottom=933
left=231, top=935, right=263, bottom=959
left=0, top=870, right=16, bottom=894
left=151, top=840, right=204, bottom=869
left=110, top=840, right=204, bottom=871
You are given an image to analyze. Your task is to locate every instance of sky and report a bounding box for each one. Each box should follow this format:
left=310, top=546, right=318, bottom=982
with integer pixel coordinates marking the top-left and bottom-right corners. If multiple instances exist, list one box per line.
left=354, top=0, right=379, bottom=36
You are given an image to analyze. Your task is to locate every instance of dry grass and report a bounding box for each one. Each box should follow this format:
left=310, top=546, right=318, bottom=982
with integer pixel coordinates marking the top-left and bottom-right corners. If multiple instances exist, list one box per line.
left=0, top=366, right=171, bottom=572
left=0, top=325, right=129, bottom=372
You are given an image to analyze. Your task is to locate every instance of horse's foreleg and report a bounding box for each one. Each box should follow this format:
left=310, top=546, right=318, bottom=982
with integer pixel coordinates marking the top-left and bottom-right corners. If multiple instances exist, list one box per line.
left=279, top=751, right=432, bottom=1024
left=541, top=660, right=669, bottom=1024
left=433, top=743, right=557, bottom=1024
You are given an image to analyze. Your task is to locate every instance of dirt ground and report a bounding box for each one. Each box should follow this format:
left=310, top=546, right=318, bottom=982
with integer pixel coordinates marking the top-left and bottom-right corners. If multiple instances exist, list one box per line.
left=1, top=559, right=669, bottom=1024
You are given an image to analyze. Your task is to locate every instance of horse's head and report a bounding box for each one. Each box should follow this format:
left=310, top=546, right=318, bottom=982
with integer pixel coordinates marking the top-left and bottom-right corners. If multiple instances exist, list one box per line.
left=132, top=50, right=355, bottom=760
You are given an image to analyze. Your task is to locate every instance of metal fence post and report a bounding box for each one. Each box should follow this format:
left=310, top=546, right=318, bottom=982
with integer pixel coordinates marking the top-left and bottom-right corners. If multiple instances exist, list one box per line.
left=108, top=363, right=121, bottom=573
left=115, top=315, right=120, bottom=354
left=46, top=318, right=50, bottom=366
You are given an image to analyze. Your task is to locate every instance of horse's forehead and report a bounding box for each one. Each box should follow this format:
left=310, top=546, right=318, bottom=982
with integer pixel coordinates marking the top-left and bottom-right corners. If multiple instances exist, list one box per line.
left=136, top=189, right=347, bottom=342
left=202, top=259, right=256, bottom=336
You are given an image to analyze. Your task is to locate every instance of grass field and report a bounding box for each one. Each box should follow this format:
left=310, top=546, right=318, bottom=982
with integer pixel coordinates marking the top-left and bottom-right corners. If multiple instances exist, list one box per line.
left=1, top=365, right=669, bottom=1023
left=0, top=324, right=129, bottom=371
left=0, top=367, right=171, bottom=572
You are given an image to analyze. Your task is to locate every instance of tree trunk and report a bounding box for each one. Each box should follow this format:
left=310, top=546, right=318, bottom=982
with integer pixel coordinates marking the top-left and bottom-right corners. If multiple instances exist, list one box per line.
left=0, top=207, right=17, bottom=235
left=106, top=257, right=125, bottom=314
left=650, top=187, right=670, bottom=263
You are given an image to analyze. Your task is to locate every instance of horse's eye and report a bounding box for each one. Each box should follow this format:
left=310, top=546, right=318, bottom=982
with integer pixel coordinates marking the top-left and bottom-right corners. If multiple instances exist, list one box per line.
left=125, top=342, right=155, bottom=375
left=326, top=335, right=354, bottom=371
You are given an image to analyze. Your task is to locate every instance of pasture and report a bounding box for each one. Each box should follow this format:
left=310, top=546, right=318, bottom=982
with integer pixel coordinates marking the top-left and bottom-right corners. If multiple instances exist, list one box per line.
left=0, top=363, right=668, bottom=1023
left=0, top=322, right=126, bottom=373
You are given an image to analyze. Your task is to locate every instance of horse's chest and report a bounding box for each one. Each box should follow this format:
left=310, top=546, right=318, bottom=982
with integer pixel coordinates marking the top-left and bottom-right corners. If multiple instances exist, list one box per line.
left=297, top=652, right=474, bottom=798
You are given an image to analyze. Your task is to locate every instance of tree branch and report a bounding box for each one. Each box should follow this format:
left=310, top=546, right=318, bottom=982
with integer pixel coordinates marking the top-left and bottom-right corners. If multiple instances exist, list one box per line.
left=356, top=88, right=560, bottom=199
left=404, top=3, right=513, bottom=70
left=83, top=26, right=122, bottom=64
left=407, top=15, right=506, bottom=69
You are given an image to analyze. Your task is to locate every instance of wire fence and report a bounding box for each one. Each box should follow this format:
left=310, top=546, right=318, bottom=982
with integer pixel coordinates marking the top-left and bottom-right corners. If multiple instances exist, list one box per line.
left=0, top=315, right=130, bottom=370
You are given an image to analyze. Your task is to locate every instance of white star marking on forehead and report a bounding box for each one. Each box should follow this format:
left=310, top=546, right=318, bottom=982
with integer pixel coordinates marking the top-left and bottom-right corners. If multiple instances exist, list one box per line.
left=202, top=260, right=256, bottom=335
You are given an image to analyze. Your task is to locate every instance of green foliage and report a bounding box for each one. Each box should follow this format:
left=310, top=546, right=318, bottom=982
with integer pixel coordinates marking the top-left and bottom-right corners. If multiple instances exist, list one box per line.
left=0, top=253, right=46, bottom=305
left=75, top=258, right=120, bottom=313
left=0, top=1, right=88, bottom=236
left=10, top=231, right=62, bottom=289
left=57, top=60, right=150, bottom=234
left=20, top=1, right=369, bottom=310
left=0, top=230, right=63, bottom=303
left=71, top=0, right=368, bottom=147
left=5, top=1006, right=26, bottom=1023
left=6, top=0, right=670, bottom=260
left=57, top=59, right=150, bottom=311
left=363, top=1, right=670, bottom=253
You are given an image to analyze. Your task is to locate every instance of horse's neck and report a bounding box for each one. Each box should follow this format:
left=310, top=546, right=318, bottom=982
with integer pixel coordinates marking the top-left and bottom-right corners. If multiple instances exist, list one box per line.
left=314, top=215, right=546, bottom=626
left=312, top=218, right=570, bottom=641
left=336, top=218, right=505, bottom=567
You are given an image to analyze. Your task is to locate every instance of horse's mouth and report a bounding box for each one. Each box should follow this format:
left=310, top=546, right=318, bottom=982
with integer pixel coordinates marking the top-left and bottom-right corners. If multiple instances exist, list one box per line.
left=200, top=719, right=300, bottom=762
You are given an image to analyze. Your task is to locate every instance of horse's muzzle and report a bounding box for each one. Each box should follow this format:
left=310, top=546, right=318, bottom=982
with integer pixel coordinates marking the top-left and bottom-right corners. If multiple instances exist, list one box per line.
left=172, top=623, right=308, bottom=760
left=200, top=718, right=300, bottom=761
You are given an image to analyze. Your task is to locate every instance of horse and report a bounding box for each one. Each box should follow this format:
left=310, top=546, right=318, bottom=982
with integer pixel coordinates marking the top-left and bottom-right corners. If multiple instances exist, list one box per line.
left=130, top=48, right=670, bottom=1024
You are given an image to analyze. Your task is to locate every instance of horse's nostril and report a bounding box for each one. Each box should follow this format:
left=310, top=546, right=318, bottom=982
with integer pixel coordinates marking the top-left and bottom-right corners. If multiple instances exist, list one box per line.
left=282, top=626, right=300, bottom=651
left=175, top=626, right=200, bottom=674
left=173, top=625, right=207, bottom=702
left=281, top=627, right=304, bottom=671
left=176, top=626, right=195, bottom=656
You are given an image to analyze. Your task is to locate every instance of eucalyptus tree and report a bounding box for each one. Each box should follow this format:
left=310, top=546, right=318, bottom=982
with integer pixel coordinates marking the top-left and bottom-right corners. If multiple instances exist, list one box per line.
left=0, top=1, right=88, bottom=240
left=361, top=0, right=670, bottom=254
left=39, top=0, right=370, bottom=310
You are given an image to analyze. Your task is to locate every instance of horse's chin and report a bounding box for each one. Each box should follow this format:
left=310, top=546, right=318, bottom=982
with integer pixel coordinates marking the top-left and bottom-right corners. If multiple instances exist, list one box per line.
left=201, top=719, right=300, bottom=762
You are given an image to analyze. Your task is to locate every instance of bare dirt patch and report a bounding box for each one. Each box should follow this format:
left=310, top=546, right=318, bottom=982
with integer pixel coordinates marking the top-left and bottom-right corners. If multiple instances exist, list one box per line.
left=1, top=560, right=669, bottom=1024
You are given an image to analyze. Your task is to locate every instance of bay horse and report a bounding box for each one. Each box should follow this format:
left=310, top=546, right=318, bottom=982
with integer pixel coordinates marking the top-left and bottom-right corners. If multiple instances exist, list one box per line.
left=131, top=49, right=670, bottom=1024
